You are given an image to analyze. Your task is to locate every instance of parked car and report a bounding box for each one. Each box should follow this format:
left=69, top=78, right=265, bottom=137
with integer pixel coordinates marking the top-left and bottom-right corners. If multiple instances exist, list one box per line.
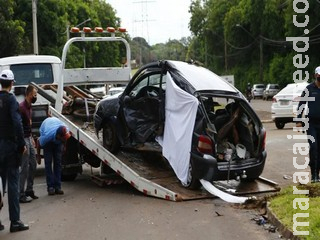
left=263, top=84, right=280, bottom=100
left=271, top=82, right=309, bottom=129
left=251, top=84, right=265, bottom=99
left=94, top=60, right=267, bottom=189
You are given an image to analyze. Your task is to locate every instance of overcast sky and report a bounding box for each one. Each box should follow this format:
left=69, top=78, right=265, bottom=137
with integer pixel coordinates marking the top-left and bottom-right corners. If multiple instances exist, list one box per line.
left=106, top=0, right=192, bottom=45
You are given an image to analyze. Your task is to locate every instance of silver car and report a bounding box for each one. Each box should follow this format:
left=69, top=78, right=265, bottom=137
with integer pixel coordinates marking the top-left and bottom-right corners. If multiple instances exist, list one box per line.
left=251, top=84, right=265, bottom=99
left=263, top=84, right=280, bottom=100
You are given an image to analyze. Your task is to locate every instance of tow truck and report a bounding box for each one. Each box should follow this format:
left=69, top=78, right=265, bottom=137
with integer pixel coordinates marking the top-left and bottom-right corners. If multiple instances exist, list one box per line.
left=0, top=27, right=280, bottom=202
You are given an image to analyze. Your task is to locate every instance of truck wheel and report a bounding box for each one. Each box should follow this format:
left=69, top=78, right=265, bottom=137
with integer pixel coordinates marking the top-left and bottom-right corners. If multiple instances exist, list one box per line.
left=61, top=137, right=82, bottom=181
left=102, top=121, right=120, bottom=153
left=183, top=161, right=201, bottom=189
left=275, top=120, right=285, bottom=129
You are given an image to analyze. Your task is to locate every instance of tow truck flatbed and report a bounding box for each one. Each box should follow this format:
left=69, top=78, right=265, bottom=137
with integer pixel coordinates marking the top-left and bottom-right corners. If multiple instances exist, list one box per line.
left=51, top=107, right=280, bottom=201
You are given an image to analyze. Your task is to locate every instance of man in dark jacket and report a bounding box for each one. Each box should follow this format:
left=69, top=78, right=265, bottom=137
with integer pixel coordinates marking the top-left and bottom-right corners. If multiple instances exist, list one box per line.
left=0, top=69, right=29, bottom=232
left=296, top=66, right=320, bottom=183
left=19, top=85, right=39, bottom=203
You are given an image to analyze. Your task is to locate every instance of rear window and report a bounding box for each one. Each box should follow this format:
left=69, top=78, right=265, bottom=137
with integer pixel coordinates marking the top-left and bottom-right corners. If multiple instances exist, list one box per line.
left=254, top=85, right=264, bottom=89
left=269, top=85, right=279, bottom=89
left=11, top=63, right=54, bottom=85
left=279, top=83, right=307, bottom=95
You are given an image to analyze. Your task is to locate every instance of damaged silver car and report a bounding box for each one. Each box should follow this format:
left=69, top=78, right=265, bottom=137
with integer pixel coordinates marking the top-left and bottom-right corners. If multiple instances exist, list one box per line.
left=94, top=60, right=267, bottom=189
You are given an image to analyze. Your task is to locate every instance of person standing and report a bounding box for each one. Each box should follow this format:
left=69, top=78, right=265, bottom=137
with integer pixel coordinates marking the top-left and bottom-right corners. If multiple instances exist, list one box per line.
left=36, top=117, right=70, bottom=195
left=296, top=66, right=320, bottom=183
left=0, top=69, right=29, bottom=232
left=19, top=85, right=39, bottom=203
left=246, top=82, right=252, bottom=102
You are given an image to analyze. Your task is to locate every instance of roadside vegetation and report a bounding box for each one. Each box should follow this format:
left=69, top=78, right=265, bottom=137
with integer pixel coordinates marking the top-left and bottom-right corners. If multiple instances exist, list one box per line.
left=1, top=1, right=320, bottom=93
left=269, top=184, right=320, bottom=240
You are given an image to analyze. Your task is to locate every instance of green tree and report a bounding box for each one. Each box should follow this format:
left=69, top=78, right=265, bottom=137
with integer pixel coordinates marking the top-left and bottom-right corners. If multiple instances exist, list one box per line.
left=0, top=0, right=25, bottom=57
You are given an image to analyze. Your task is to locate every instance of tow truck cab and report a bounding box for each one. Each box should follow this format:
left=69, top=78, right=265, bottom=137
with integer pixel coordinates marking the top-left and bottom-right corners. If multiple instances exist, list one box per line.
left=0, top=55, right=61, bottom=136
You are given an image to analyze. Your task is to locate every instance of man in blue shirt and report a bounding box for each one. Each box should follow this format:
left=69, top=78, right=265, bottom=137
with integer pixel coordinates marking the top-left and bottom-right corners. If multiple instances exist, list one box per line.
left=36, top=117, right=71, bottom=195
left=0, top=69, right=29, bottom=232
left=296, top=66, right=320, bottom=182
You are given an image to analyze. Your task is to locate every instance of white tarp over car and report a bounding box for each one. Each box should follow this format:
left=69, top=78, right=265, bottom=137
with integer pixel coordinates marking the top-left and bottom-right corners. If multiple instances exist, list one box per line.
left=157, top=73, right=198, bottom=184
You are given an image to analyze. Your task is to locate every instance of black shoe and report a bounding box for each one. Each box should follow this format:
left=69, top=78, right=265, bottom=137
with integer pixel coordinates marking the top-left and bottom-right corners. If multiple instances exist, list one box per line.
left=10, top=220, right=29, bottom=232
left=55, top=189, right=64, bottom=195
left=19, top=196, right=32, bottom=203
left=48, top=189, right=55, bottom=196
left=0, top=221, right=4, bottom=231
left=25, top=191, right=39, bottom=199
left=311, top=174, right=319, bottom=183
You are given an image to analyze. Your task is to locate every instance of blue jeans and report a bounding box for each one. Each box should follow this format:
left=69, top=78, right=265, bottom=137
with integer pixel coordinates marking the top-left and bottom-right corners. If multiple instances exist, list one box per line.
left=43, top=142, right=63, bottom=191
left=0, top=139, right=20, bottom=222
left=306, top=120, right=320, bottom=177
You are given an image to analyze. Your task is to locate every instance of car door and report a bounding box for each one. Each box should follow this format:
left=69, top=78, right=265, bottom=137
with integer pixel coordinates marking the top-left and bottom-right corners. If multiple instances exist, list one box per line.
left=122, top=71, right=165, bottom=143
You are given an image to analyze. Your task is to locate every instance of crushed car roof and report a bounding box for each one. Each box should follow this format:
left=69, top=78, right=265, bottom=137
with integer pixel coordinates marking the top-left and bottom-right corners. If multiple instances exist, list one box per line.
left=167, top=61, right=238, bottom=93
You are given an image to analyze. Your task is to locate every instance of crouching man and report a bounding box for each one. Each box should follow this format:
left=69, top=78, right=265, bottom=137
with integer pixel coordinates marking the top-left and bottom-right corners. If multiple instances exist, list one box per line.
left=36, top=117, right=71, bottom=195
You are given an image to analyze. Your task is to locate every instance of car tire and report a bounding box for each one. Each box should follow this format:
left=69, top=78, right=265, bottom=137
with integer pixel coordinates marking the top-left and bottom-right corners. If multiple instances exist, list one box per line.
left=182, top=160, right=201, bottom=189
left=275, top=120, right=285, bottom=129
left=102, top=121, right=120, bottom=153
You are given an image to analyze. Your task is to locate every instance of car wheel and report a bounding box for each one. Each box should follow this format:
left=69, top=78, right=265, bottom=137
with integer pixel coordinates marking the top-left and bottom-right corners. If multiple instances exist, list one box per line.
left=275, top=120, right=285, bottom=129
left=102, top=121, right=120, bottom=153
left=182, top=160, right=201, bottom=189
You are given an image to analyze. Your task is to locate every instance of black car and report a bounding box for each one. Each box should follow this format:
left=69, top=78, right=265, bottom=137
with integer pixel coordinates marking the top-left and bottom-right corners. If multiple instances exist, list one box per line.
left=94, top=60, right=266, bottom=189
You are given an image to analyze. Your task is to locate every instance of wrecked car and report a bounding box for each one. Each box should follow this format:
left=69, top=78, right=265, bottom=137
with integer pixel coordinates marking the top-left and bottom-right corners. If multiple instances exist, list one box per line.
left=94, top=60, right=267, bottom=189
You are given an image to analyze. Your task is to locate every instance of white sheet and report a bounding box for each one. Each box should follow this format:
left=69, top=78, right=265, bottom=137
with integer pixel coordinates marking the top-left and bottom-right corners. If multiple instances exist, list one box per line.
left=157, top=73, right=198, bottom=184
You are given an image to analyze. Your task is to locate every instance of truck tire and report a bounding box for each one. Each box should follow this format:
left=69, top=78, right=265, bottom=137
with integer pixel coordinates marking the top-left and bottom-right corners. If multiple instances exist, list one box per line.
left=80, top=145, right=101, bottom=168
left=275, top=120, right=285, bottom=129
left=61, top=137, right=82, bottom=181
left=102, top=121, right=120, bottom=153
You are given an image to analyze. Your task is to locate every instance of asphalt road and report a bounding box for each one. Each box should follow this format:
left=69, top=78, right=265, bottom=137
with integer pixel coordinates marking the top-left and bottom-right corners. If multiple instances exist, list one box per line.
left=0, top=99, right=302, bottom=240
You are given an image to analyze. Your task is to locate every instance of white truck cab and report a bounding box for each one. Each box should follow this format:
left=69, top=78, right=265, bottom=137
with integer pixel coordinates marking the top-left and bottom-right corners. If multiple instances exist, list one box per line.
left=0, top=55, right=61, bottom=104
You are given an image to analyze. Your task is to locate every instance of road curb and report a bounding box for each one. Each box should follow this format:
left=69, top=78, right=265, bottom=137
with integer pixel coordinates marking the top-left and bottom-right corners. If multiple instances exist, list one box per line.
left=261, top=119, right=273, bottom=123
left=266, top=202, right=301, bottom=240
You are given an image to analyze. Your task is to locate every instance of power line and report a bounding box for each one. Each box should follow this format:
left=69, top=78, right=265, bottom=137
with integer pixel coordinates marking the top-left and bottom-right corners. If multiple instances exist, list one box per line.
left=133, top=0, right=156, bottom=43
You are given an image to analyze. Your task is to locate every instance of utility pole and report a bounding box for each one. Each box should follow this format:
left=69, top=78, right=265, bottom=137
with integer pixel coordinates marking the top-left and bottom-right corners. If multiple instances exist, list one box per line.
left=32, top=0, right=38, bottom=54
left=224, top=33, right=228, bottom=73
left=133, top=0, right=156, bottom=43
left=259, top=36, right=264, bottom=83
